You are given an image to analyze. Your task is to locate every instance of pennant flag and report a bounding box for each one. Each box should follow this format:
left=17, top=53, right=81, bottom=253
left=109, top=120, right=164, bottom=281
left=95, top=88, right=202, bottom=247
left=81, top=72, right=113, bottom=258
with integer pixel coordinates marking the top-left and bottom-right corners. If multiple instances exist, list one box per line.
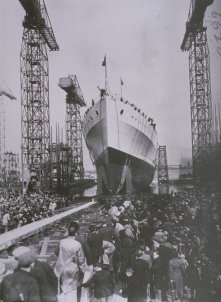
left=102, top=55, right=106, bottom=66
left=121, top=78, right=124, bottom=85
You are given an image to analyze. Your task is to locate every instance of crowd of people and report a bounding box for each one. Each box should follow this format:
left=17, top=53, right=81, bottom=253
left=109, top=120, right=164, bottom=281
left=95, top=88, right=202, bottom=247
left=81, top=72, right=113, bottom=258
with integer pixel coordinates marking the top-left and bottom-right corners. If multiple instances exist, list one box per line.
left=0, top=187, right=220, bottom=302
left=0, top=192, right=72, bottom=232
left=93, top=189, right=221, bottom=302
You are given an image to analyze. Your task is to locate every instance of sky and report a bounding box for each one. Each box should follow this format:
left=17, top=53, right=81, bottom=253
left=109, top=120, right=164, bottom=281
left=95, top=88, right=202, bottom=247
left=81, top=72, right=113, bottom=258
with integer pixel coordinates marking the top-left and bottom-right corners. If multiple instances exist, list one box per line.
left=0, top=0, right=221, bottom=170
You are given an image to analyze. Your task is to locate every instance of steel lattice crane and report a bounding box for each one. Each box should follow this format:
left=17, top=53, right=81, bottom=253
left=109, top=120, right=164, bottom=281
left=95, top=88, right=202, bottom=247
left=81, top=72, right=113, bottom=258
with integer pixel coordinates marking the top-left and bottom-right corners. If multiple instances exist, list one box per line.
left=181, top=0, right=214, bottom=181
left=59, top=76, right=86, bottom=182
left=19, top=0, right=59, bottom=189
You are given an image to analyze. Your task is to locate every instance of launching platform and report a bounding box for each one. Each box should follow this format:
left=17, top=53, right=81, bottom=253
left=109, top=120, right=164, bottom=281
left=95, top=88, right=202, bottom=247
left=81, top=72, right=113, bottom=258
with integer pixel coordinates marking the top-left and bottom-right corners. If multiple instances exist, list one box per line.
left=0, top=201, right=95, bottom=251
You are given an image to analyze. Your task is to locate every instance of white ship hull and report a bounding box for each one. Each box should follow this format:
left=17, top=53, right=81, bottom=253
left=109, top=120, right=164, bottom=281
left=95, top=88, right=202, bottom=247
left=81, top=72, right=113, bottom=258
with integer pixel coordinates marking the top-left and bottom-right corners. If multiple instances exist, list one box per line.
left=83, top=95, right=157, bottom=195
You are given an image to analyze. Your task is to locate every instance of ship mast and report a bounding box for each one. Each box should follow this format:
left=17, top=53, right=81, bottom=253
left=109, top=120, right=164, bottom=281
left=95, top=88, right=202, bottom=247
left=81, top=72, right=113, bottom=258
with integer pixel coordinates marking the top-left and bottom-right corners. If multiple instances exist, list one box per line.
left=102, top=54, right=108, bottom=90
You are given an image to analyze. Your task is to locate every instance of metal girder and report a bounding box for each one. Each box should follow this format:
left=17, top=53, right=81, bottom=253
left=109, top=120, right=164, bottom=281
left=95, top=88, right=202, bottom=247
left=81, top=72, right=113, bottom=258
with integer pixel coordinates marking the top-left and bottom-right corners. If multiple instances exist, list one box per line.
left=158, top=145, right=169, bottom=183
left=66, top=102, right=84, bottom=181
left=181, top=0, right=214, bottom=51
left=50, top=143, right=72, bottom=192
left=3, top=152, right=20, bottom=188
left=59, top=77, right=86, bottom=107
left=21, top=27, right=50, bottom=184
left=189, top=30, right=212, bottom=179
left=59, top=75, right=85, bottom=182
left=181, top=0, right=213, bottom=181
left=19, top=0, right=59, bottom=51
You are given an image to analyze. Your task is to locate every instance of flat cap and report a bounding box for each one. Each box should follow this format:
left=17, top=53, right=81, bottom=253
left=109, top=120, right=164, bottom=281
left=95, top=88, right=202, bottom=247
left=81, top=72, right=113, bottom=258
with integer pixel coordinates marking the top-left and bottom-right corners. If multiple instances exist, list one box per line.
left=12, top=246, right=36, bottom=267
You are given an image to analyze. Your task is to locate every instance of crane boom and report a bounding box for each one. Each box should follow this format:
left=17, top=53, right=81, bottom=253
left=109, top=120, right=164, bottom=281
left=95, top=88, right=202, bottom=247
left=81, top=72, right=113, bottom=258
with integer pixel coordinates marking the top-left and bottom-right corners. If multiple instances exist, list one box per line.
left=19, top=0, right=59, bottom=51
left=0, top=89, right=16, bottom=100
left=181, top=0, right=214, bottom=51
left=19, top=0, right=41, bottom=19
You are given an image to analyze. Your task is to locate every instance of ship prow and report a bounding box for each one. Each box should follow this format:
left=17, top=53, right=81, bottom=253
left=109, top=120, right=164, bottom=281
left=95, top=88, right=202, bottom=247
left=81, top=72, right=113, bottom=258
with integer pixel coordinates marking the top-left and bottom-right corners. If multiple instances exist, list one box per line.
left=83, top=90, right=157, bottom=195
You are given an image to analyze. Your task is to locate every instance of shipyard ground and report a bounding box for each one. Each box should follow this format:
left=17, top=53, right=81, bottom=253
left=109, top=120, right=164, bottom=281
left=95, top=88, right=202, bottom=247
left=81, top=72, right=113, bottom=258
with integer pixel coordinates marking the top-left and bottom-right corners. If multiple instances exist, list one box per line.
left=1, top=187, right=221, bottom=301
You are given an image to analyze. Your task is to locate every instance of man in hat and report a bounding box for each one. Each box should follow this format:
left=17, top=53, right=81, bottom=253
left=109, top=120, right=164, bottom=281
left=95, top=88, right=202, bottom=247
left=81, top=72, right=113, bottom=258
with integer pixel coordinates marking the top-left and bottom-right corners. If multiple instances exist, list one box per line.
left=98, top=221, right=118, bottom=270
left=158, top=236, right=175, bottom=301
left=0, top=246, right=41, bottom=302
left=87, top=223, right=103, bottom=264
left=81, top=262, right=115, bottom=302
left=55, top=221, right=85, bottom=302
left=30, top=248, right=57, bottom=302
left=169, top=253, right=188, bottom=302
left=126, top=248, right=150, bottom=302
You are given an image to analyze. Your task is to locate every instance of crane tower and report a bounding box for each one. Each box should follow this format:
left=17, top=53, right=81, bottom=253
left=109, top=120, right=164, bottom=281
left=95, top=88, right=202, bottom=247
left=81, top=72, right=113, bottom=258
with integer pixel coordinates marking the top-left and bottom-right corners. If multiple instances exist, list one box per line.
left=19, top=0, right=59, bottom=188
left=59, top=76, right=86, bottom=182
left=181, top=0, right=214, bottom=180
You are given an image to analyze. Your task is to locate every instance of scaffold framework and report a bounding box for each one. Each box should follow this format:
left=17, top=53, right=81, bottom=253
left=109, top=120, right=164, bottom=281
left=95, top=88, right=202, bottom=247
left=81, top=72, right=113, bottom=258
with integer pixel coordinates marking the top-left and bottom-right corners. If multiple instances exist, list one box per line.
left=3, top=152, right=20, bottom=190
left=50, top=143, right=72, bottom=192
left=158, top=145, right=169, bottom=183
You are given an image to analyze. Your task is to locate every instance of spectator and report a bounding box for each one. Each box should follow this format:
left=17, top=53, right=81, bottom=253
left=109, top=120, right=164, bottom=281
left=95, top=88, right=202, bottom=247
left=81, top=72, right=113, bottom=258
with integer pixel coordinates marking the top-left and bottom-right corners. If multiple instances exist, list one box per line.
left=30, top=248, right=57, bottom=302
left=98, top=222, right=117, bottom=270
left=87, top=224, right=103, bottom=264
left=2, top=212, right=10, bottom=232
left=82, top=262, right=115, bottom=302
left=55, top=221, right=85, bottom=302
left=0, top=246, right=41, bottom=302
left=186, top=258, right=201, bottom=301
left=125, top=249, right=150, bottom=302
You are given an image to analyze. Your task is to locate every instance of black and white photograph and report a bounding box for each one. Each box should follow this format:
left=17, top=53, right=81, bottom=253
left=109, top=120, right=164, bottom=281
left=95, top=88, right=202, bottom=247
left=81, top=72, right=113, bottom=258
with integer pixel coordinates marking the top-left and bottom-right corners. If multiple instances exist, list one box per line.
left=0, top=0, right=221, bottom=301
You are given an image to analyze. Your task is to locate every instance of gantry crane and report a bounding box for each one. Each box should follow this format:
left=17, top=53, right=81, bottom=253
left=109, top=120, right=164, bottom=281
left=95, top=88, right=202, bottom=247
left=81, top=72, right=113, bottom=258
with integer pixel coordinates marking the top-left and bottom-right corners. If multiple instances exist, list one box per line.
left=59, top=76, right=86, bottom=182
left=19, top=0, right=59, bottom=189
left=181, top=0, right=214, bottom=181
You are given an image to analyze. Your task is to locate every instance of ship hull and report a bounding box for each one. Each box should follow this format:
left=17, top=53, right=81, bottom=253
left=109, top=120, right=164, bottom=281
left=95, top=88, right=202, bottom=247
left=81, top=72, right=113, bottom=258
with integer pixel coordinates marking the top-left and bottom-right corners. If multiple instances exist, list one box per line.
left=96, top=147, right=155, bottom=195
left=83, top=95, right=157, bottom=195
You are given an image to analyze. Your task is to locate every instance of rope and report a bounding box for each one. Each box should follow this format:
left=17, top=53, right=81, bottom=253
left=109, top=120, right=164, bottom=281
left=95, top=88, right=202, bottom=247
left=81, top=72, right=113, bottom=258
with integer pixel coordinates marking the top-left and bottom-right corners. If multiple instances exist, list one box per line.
left=115, top=163, right=128, bottom=195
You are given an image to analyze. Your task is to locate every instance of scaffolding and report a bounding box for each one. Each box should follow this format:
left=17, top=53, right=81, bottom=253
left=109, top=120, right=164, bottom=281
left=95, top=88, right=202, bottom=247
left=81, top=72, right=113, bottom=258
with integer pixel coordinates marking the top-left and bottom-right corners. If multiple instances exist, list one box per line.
left=3, top=152, right=20, bottom=190
left=59, top=75, right=86, bottom=182
left=50, top=143, right=72, bottom=192
left=158, top=145, right=169, bottom=183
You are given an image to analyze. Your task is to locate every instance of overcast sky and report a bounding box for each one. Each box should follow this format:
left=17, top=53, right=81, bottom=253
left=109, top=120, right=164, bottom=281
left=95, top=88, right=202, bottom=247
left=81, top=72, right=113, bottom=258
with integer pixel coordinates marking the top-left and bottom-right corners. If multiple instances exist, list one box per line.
left=0, top=0, right=221, bottom=170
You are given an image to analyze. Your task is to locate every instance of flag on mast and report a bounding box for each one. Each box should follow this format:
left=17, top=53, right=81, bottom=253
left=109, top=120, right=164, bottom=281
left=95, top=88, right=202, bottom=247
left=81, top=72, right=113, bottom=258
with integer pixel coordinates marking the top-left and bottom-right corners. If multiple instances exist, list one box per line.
left=102, top=55, right=107, bottom=89
left=102, top=55, right=106, bottom=66
left=120, top=77, right=124, bottom=99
